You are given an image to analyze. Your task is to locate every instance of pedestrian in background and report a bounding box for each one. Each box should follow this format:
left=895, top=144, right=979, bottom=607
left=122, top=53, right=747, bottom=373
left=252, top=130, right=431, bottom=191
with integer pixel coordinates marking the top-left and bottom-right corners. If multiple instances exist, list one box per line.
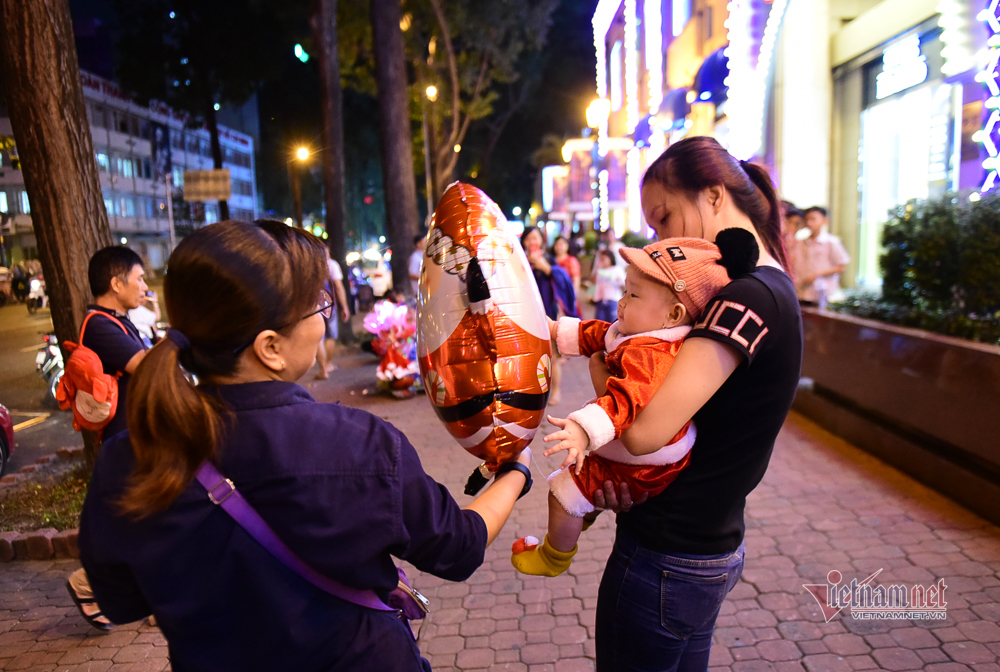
left=409, top=232, right=426, bottom=297
left=67, top=246, right=151, bottom=632
left=128, top=290, right=161, bottom=348
left=587, top=137, right=802, bottom=671
left=795, top=206, right=850, bottom=306
left=522, top=226, right=579, bottom=406
left=780, top=200, right=804, bottom=281
left=78, top=220, right=531, bottom=671
left=591, top=249, right=625, bottom=323
left=316, top=248, right=351, bottom=379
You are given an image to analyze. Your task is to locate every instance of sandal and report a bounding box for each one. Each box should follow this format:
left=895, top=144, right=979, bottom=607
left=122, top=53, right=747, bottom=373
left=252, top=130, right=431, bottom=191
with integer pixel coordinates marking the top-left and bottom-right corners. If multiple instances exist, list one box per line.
left=66, top=579, right=113, bottom=631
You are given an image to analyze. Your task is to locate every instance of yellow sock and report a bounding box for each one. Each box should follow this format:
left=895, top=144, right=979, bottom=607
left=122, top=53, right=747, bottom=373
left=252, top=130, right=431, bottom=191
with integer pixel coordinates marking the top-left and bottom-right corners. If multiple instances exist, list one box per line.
left=511, top=534, right=577, bottom=577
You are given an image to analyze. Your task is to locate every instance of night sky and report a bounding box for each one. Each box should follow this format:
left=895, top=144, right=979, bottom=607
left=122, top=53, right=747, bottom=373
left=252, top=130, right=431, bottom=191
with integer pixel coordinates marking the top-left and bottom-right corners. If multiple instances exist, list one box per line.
left=68, top=0, right=599, bottom=239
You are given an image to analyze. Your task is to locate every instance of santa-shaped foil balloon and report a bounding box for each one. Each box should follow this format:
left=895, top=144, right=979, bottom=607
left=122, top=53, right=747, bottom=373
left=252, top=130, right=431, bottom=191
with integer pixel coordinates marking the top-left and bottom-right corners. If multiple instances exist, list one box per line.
left=417, top=182, right=552, bottom=490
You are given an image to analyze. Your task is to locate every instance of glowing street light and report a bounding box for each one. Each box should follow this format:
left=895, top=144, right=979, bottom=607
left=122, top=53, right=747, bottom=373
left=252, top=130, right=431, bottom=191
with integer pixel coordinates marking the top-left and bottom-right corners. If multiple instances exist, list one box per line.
left=426, top=85, right=438, bottom=102
left=294, top=44, right=309, bottom=63
left=296, top=146, right=310, bottom=161
left=586, top=98, right=611, bottom=129
left=512, top=206, right=522, bottom=217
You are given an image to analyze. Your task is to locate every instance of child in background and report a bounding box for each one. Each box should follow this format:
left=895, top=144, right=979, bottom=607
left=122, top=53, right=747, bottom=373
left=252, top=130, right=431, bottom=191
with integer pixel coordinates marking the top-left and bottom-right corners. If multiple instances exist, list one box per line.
left=511, top=230, right=757, bottom=577
left=591, top=249, right=624, bottom=323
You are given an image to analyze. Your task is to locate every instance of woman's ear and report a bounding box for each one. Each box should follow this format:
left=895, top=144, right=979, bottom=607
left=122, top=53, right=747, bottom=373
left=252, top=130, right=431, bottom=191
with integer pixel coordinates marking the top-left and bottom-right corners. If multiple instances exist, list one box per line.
left=705, top=185, right=725, bottom=215
left=252, top=330, right=286, bottom=373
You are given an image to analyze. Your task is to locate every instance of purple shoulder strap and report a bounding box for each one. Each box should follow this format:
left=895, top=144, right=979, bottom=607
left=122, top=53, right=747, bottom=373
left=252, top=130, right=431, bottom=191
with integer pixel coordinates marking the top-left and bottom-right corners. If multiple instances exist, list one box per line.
left=194, top=461, right=396, bottom=613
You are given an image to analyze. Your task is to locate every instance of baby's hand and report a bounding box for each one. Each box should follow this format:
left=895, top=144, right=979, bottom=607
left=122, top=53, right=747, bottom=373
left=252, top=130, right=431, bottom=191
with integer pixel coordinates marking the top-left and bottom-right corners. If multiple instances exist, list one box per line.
left=543, top=415, right=590, bottom=474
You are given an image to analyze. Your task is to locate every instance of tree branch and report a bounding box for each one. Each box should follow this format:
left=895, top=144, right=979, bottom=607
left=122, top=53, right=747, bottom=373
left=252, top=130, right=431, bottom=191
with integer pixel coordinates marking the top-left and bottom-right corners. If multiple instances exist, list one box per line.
left=427, top=0, right=461, bottom=148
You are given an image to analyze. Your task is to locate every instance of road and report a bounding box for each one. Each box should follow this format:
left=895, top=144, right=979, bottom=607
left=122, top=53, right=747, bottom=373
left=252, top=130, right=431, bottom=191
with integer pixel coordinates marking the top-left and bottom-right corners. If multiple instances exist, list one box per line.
left=0, top=302, right=78, bottom=473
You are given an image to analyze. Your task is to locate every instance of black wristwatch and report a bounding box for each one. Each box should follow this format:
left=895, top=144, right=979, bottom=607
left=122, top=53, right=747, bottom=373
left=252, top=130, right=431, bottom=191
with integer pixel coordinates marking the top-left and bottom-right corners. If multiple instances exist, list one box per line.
left=494, top=461, right=533, bottom=500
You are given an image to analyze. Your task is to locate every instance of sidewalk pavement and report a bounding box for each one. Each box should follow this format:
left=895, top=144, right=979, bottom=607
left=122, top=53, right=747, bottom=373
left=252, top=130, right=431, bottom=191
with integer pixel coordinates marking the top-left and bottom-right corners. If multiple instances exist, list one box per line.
left=1, top=348, right=998, bottom=672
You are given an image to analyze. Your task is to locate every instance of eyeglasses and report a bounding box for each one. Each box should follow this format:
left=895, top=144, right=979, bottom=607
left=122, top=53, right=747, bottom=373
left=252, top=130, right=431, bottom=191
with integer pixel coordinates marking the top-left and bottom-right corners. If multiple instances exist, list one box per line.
left=232, top=289, right=334, bottom=355
left=303, top=288, right=334, bottom=321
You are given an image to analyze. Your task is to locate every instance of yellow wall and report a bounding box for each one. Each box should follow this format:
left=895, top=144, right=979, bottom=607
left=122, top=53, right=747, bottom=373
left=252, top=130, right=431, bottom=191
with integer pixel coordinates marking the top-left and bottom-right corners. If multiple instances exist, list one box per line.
left=665, top=0, right=730, bottom=89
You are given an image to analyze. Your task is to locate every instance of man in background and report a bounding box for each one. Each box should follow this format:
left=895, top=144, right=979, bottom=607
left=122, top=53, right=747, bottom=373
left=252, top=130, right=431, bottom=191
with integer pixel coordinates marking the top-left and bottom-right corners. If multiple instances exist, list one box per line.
left=795, top=206, right=850, bottom=306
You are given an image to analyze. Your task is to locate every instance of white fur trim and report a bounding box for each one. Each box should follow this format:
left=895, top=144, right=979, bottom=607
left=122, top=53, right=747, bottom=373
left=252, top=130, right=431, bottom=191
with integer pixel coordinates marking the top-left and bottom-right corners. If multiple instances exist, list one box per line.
left=591, top=422, right=696, bottom=466
left=605, top=323, right=691, bottom=353
left=548, top=468, right=595, bottom=518
left=469, top=298, right=493, bottom=315
left=568, top=404, right=616, bottom=450
left=555, top=317, right=581, bottom=356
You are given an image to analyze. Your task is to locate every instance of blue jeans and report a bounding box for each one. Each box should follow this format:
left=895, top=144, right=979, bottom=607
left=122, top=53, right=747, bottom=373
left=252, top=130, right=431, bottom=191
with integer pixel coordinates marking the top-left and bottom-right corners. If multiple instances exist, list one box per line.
left=595, top=300, right=618, bottom=323
left=595, top=532, right=745, bottom=672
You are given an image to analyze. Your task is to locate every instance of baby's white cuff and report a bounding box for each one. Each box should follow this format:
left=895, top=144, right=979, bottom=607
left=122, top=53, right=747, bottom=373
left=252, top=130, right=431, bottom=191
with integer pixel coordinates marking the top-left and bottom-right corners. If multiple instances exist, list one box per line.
left=568, top=404, right=616, bottom=451
left=555, top=317, right=581, bottom=356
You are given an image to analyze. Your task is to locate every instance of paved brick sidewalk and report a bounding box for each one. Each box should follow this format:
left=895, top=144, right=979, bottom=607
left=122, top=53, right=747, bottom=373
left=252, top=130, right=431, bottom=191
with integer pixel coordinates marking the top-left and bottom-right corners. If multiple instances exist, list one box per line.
left=1, top=350, right=998, bottom=671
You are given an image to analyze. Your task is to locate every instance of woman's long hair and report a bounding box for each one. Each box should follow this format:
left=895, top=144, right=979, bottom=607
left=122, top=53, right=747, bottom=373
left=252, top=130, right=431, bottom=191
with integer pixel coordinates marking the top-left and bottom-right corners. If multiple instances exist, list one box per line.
left=642, top=136, right=788, bottom=270
left=119, top=220, right=328, bottom=519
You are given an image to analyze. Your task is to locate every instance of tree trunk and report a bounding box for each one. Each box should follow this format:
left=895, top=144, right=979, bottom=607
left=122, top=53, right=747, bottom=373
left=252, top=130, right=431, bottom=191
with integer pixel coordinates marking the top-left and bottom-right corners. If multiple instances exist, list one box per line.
left=0, top=0, right=113, bottom=467
left=370, top=0, right=420, bottom=294
left=311, top=0, right=353, bottom=342
left=204, top=101, right=230, bottom=220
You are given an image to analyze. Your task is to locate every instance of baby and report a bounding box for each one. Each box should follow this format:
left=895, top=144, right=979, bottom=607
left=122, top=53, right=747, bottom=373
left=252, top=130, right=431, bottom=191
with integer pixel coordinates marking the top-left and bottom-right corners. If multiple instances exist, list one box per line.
left=511, top=230, right=756, bottom=576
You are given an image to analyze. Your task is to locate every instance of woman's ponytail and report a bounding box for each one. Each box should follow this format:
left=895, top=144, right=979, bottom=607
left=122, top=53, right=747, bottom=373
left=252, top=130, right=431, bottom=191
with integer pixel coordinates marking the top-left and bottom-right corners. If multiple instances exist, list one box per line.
left=740, top=160, right=788, bottom=271
left=119, top=337, right=225, bottom=519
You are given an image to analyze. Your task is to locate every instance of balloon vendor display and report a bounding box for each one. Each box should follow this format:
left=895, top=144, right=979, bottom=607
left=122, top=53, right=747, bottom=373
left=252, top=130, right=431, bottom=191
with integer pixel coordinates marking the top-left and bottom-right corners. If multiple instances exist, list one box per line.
left=416, top=182, right=552, bottom=494
left=363, top=299, right=422, bottom=399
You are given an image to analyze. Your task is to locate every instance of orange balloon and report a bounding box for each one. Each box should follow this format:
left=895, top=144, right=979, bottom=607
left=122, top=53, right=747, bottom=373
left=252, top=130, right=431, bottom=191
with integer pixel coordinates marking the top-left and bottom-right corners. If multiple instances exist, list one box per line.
left=417, top=183, right=552, bottom=470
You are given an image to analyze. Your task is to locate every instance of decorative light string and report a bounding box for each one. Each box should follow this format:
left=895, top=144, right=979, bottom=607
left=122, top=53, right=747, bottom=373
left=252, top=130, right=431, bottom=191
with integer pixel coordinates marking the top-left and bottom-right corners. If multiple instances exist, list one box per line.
left=974, top=0, right=1000, bottom=193
left=645, top=0, right=664, bottom=113
left=624, top=0, right=640, bottom=134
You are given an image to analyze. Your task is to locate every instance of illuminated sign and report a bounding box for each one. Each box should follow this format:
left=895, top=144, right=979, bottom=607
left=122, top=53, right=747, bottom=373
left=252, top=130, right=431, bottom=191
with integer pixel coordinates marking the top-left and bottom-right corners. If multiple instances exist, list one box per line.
left=875, top=35, right=928, bottom=100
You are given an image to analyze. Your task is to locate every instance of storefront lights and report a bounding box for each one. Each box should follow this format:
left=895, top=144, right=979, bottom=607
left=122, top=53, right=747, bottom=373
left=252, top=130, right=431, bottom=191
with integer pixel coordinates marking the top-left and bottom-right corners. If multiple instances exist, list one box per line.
left=626, top=147, right=642, bottom=233
left=598, top=169, right=610, bottom=232
left=725, top=0, right=790, bottom=160
left=644, top=0, right=663, bottom=113
left=976, top=0, right=1000, bottom=192
left=624, top=0, right=639, bottom=134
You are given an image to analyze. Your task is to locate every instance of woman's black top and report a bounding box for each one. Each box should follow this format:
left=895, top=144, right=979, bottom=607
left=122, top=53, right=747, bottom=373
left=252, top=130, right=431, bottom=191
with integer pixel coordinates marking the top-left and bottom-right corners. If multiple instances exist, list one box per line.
left=79, top=381, right=488, bottom=672
left=618, top=267, right=803, bottom=555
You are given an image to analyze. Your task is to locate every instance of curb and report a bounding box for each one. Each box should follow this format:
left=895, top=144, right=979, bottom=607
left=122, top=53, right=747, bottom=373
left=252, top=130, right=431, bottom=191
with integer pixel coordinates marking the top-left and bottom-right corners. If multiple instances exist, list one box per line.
left=1, top=445, right=84, bottom=562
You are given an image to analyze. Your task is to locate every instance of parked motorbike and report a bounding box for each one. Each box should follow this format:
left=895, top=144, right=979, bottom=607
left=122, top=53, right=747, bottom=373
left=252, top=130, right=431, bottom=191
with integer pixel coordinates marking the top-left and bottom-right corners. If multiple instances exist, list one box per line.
left=26, top=276, right=47, bottom=314
left=36, top=334, right=64, bottom=402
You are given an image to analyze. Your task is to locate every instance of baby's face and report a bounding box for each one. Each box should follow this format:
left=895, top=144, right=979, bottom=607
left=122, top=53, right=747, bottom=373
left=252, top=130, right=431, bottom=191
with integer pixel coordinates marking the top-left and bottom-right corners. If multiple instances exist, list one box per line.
left=616, top=265, right=686, bottom=335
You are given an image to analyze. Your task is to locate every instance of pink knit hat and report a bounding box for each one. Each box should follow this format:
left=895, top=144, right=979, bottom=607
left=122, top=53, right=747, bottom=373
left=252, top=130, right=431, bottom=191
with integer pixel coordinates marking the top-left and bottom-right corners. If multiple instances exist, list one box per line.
left=618, top=237, right=732, bottom=320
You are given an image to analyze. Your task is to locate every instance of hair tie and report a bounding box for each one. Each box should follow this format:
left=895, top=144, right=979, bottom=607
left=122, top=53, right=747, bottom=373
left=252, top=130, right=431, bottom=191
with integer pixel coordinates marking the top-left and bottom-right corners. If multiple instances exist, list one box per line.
left=166, top=328, right=192, bottom=352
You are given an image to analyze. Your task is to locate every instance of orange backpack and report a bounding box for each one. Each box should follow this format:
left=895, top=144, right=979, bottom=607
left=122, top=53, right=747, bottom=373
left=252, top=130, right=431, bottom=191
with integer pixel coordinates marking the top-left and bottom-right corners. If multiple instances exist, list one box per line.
left=55, top=311, right=129, bottom=433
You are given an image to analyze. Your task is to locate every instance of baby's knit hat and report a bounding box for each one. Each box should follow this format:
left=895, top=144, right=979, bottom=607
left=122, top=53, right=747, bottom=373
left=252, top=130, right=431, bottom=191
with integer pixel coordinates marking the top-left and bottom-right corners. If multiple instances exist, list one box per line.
left=618, top=228, right=759, bottom=320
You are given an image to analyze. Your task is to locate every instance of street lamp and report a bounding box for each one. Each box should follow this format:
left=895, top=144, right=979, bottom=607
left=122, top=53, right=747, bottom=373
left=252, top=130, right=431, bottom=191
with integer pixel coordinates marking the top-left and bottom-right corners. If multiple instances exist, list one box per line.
left=586, top=98, right=611, bottom=129
left=426, top=85, right=438, bottom=102
left=290, top=146, right=311, bottom=228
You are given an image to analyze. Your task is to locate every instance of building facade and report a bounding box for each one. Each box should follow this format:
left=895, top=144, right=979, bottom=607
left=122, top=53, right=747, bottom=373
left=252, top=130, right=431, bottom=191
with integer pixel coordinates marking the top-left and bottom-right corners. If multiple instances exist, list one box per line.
left=545, top=0, right=992, bottom=293
left=0, top=70, right=257, bottom=271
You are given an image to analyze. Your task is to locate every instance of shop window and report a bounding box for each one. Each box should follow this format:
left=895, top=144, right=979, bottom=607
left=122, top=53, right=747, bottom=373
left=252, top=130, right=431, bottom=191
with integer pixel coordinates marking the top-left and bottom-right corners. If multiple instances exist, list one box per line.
left=96, top=152, right=110, bottom=172
left=20, top=191, right=30, bottom=214
left=172, top=166, right=184, bottom=187
left=672, top=0, right=690, bottom=37
left=0, top=192, right=7, bottom=213
left=91, top=104, right=107, bottom=129
left=122, top=157, right=135, bottom=178
left=104, top=196, right=114, bottom=215
left=119, top=196, right=135, bottom=217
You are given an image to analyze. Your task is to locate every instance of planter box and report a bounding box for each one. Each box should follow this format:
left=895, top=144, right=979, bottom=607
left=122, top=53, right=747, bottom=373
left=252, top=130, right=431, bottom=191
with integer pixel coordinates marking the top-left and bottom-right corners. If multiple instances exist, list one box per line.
left=795, top=307, right=1000, bottom=524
